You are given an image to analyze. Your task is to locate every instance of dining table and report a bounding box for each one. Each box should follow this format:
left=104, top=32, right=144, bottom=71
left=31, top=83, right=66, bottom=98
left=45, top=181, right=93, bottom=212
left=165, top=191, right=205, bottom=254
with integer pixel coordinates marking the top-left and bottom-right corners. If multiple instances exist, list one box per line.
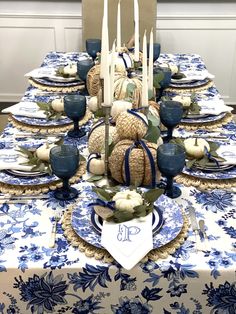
left=0, top=51, right=235, bottom=314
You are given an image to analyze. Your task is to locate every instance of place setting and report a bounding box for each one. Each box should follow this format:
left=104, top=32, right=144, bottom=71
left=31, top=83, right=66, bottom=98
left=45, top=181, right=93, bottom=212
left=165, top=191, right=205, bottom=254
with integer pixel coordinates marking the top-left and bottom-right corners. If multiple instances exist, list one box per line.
left=2, top=92, right=93, bottom=134
left=0, top=140, right=86, bottom=195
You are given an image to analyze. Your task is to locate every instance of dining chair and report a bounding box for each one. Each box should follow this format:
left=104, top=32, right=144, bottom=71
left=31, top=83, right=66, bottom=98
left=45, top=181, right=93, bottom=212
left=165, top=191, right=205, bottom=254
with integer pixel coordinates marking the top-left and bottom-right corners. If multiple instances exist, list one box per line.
left=82, top=0, right=157, bottom=49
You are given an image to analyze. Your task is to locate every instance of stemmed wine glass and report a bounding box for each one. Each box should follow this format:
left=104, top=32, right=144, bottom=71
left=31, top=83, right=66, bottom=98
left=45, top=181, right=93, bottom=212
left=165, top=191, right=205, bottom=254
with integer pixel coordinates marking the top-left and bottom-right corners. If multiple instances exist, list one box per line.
left=86, top=38, right=101, bottom=60
left=157, top=143, right=186, bottom=198
left=147, top=43, right=161, bottom=62
left=159, top=100, right=183, bottom=142
left=64, top=94, right=87, bottom=138
left=77, top=59, right=94, bottom=95
left=50, top=144, right=80, bottom=200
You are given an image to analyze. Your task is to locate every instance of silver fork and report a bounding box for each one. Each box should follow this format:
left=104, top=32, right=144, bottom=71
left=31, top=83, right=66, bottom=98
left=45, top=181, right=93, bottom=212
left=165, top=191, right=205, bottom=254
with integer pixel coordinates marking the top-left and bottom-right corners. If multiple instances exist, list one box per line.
left=49, top=210, right=62, bottom=248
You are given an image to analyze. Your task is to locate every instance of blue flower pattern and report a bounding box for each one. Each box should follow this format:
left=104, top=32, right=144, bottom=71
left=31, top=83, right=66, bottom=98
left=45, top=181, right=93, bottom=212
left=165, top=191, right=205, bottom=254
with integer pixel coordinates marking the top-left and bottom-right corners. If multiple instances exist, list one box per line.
left=0, top=52, right=236, bottom=313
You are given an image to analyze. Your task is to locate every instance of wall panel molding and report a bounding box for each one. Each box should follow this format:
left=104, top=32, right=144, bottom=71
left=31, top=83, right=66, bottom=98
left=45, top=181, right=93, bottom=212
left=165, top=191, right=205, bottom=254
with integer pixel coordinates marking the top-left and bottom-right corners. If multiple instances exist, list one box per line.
left=0, top=12, right=235, bottom=104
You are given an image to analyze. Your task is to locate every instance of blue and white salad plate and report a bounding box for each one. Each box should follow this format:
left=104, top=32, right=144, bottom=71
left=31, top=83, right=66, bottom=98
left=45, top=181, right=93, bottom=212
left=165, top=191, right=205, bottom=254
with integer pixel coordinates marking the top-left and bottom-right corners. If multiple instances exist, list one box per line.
left=12, top=115, right=72, bottom=127
left=71, top=194, right=184, bottom=249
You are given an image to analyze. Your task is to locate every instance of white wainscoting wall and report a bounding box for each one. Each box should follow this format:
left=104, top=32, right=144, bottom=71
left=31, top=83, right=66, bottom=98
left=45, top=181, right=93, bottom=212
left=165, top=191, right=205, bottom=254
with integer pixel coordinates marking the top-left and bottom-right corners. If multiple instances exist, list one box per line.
left=0, top=1, right=235, bottom=105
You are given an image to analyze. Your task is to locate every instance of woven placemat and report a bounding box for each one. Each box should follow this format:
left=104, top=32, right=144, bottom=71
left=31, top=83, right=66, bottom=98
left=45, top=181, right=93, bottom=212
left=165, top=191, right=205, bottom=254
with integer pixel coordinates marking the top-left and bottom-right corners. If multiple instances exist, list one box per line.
left=62, top=206, right=189, bottom=263
left=178, top=112, right=233, bottom=131
left=0, top=162, right=86, bottom=195
left=28, top=78, right=85, bottom=92
left=8, top=110, right=93, bottom=134
left=176, top=172, right=236, bottom=190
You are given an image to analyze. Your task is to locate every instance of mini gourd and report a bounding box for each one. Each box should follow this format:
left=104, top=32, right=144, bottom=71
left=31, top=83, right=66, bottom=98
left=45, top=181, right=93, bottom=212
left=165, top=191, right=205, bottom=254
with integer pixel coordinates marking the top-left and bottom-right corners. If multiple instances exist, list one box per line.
left=184, top=138, right=210, bottom=159
left=36, top=143, right=57, bottom=162
left=112, top=190, right=143, bottom=213
left=87, top=153, right=105, bottom=175
left=51, top=98, right=64, bottom=112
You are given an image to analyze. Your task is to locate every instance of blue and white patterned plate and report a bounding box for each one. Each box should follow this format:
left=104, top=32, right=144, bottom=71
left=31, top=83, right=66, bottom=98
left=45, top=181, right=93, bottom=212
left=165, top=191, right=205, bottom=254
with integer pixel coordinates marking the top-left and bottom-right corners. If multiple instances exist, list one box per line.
left=0, top=170, right=58, bottom=186
left=12, top=115, right=72, bottom=127
left=31, top=77, right=83, bottom=88
left=181, top=112, right=226, bottom=124
left=169, top=78, right=210, bottom=89
left=183, top=165, right=236, bottom=180
left=71, top=194, right=184, bottom=249
left=90, top=206, right=164, bottom=236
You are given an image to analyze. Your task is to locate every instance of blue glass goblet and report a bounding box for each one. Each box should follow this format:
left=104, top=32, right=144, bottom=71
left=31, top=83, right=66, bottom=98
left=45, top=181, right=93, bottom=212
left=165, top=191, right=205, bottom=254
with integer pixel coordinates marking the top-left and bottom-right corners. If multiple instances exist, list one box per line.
left=147, top=43, right=161, bottom=62
left=77, top=59, right=94, bottom=95
left=50, top=145, right=79, bottom=200
left=86, top=38, right=101, bottom=61
left=157, top=143, right=186, bottom=198
left=64, top=95, right=87, bottom=138
left=159, top=100, right=183, bottom=142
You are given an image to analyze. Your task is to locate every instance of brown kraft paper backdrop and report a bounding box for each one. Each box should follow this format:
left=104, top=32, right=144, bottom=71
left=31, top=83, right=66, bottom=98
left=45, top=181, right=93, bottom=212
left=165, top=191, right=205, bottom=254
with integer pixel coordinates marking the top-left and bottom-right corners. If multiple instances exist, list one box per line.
left=82, top=0, right=157, bottom=49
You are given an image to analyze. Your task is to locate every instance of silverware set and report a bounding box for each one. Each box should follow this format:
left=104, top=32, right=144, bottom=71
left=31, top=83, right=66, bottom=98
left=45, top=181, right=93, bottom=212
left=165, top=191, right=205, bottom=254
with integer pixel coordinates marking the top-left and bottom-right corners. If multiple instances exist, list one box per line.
left=0, top=194, right=50, bottom=204
left=188, top=206, right=209, bottom=251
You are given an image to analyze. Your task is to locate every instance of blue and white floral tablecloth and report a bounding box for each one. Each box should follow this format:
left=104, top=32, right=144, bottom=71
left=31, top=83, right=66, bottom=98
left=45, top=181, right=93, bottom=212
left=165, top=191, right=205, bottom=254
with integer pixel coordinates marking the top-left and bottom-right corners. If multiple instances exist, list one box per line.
left=0, top=52, right=235, bottom=314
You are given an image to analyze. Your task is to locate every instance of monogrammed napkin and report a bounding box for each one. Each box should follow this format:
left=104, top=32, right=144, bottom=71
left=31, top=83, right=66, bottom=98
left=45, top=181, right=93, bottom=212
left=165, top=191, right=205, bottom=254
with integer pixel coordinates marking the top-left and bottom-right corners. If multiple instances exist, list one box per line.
left=101, top=213, right=153, bottom=270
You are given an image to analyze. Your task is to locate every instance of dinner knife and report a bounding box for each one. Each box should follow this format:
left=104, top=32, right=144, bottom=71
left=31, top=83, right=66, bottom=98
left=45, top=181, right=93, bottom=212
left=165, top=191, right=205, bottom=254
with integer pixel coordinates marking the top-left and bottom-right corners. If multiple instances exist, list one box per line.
left=188, top=206, right=201, bottom=251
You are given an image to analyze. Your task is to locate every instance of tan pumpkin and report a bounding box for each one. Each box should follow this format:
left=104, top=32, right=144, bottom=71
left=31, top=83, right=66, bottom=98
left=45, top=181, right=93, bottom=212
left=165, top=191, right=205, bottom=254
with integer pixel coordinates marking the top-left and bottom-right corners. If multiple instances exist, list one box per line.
left=109, top=139, right=159, bottom=187
left=111, top=100, right=133, bottom=121
left=88, top=121, right=120, bottom=154
left=116, top=110, right=148, bottom=140
left=114, top=75, right=142, bottom=109
left=86, top=64, right=101, bottom=96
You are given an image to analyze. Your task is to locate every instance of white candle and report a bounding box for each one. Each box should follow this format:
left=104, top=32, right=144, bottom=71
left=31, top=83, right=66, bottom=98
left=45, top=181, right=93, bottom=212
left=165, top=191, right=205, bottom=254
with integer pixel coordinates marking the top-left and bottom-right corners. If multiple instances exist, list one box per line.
left=134, top=0, right=139, bottom=62
left=142, top=31, right=148, bottom=107
left=110, top=40, right=116, bottom=103
left=117, top=0, right=121, bottom=51
left=100, top=0, right=108, bottom=79
left=148, top=28, right=153, bottom=92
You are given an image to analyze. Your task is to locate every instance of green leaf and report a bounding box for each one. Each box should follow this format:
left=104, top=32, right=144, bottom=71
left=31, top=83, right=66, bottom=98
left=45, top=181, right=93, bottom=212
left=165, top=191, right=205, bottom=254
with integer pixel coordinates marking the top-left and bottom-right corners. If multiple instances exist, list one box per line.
left=110, top=210, right=134, bottom=223
left=170, top=138, right=185, bottom=148
left=133, top=204, right=147, bottom=214
left=87, top=175, right=104, bottom=183
left=144, top=124, right=160, bottom=144
left=186, top=158, right=197, bottom=169
left=126, top=82, right=136, bottom=99
left=80, top=154, right=86, bottom=162
left=208, top=141, right=220, bottom=152
left=91, top=186, right=112, bottom=201
left=147, top=112, right=160, bottom=127
left=143, top=188, right=164, bottom=203
left=148, top=89, right=154, bottom=100
left=153, top=72, right=164, bottom=89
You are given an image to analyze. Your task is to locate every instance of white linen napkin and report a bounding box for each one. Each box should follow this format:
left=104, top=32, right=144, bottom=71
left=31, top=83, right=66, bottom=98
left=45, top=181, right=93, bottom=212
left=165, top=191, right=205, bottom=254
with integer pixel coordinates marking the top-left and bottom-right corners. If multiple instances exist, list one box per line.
left=2, top=102, right=47, bottom=119
left=0, top=149, right=32, bottom=171
left=198, top=99, right=233, bottom=116
left=24, top=67, right=56, bottom=79
left=217, top=145, right=236, bottom=165
left=101, top=213, right=153, bottom=270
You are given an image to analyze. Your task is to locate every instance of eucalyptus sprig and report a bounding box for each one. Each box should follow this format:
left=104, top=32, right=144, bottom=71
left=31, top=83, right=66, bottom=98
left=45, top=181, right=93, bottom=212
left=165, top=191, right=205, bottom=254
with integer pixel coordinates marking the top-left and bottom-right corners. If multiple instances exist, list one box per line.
left=170, top=138, right=225, bottom=169
left=55, top=66, right=79, bottom=80
left=16, top=146, right=52, bottom=175
left=144, top=112, right=161, bottom=144
left=37, top=102, right=64, bottom=120
left=16, top=138, right=63, bottom=174
left=91, top=186, right=164, bottom=223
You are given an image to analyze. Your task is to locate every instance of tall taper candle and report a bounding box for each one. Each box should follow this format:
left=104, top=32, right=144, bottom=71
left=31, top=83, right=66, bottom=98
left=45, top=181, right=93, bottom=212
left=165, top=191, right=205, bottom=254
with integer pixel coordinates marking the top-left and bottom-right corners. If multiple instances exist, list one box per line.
left=110, top=40, right=116, bottom=103
left=117, top=0, right=121, bottom=51
left=142, top=31, right=148, bottom=107
left=100, top=0, right=108, bottom=79
left=148, top=28, right=154, bottom=91
left=134, top=0, right=139, bottom=62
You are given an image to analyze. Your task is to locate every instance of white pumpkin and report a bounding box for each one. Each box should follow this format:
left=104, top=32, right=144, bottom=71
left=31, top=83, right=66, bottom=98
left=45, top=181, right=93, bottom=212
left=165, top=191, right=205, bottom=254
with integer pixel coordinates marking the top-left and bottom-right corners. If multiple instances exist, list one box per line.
left=63, top=63, right=77, bottom=76
left=169, top=64, right=179, bottom=75
left=112, top=190, right=143, bottom=213
left=51, top=98, right=64, bottom=112
left=172, top=95, right=191, bottom=108
left=111, top=100, right=132, bottom=120
left=88, top=96, right=99, bottom=113
left=36, top=143, right=57, bottom=162
left=184, top=138, right=210, bottom=159
left=87, top=154, right=105, bottom=175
